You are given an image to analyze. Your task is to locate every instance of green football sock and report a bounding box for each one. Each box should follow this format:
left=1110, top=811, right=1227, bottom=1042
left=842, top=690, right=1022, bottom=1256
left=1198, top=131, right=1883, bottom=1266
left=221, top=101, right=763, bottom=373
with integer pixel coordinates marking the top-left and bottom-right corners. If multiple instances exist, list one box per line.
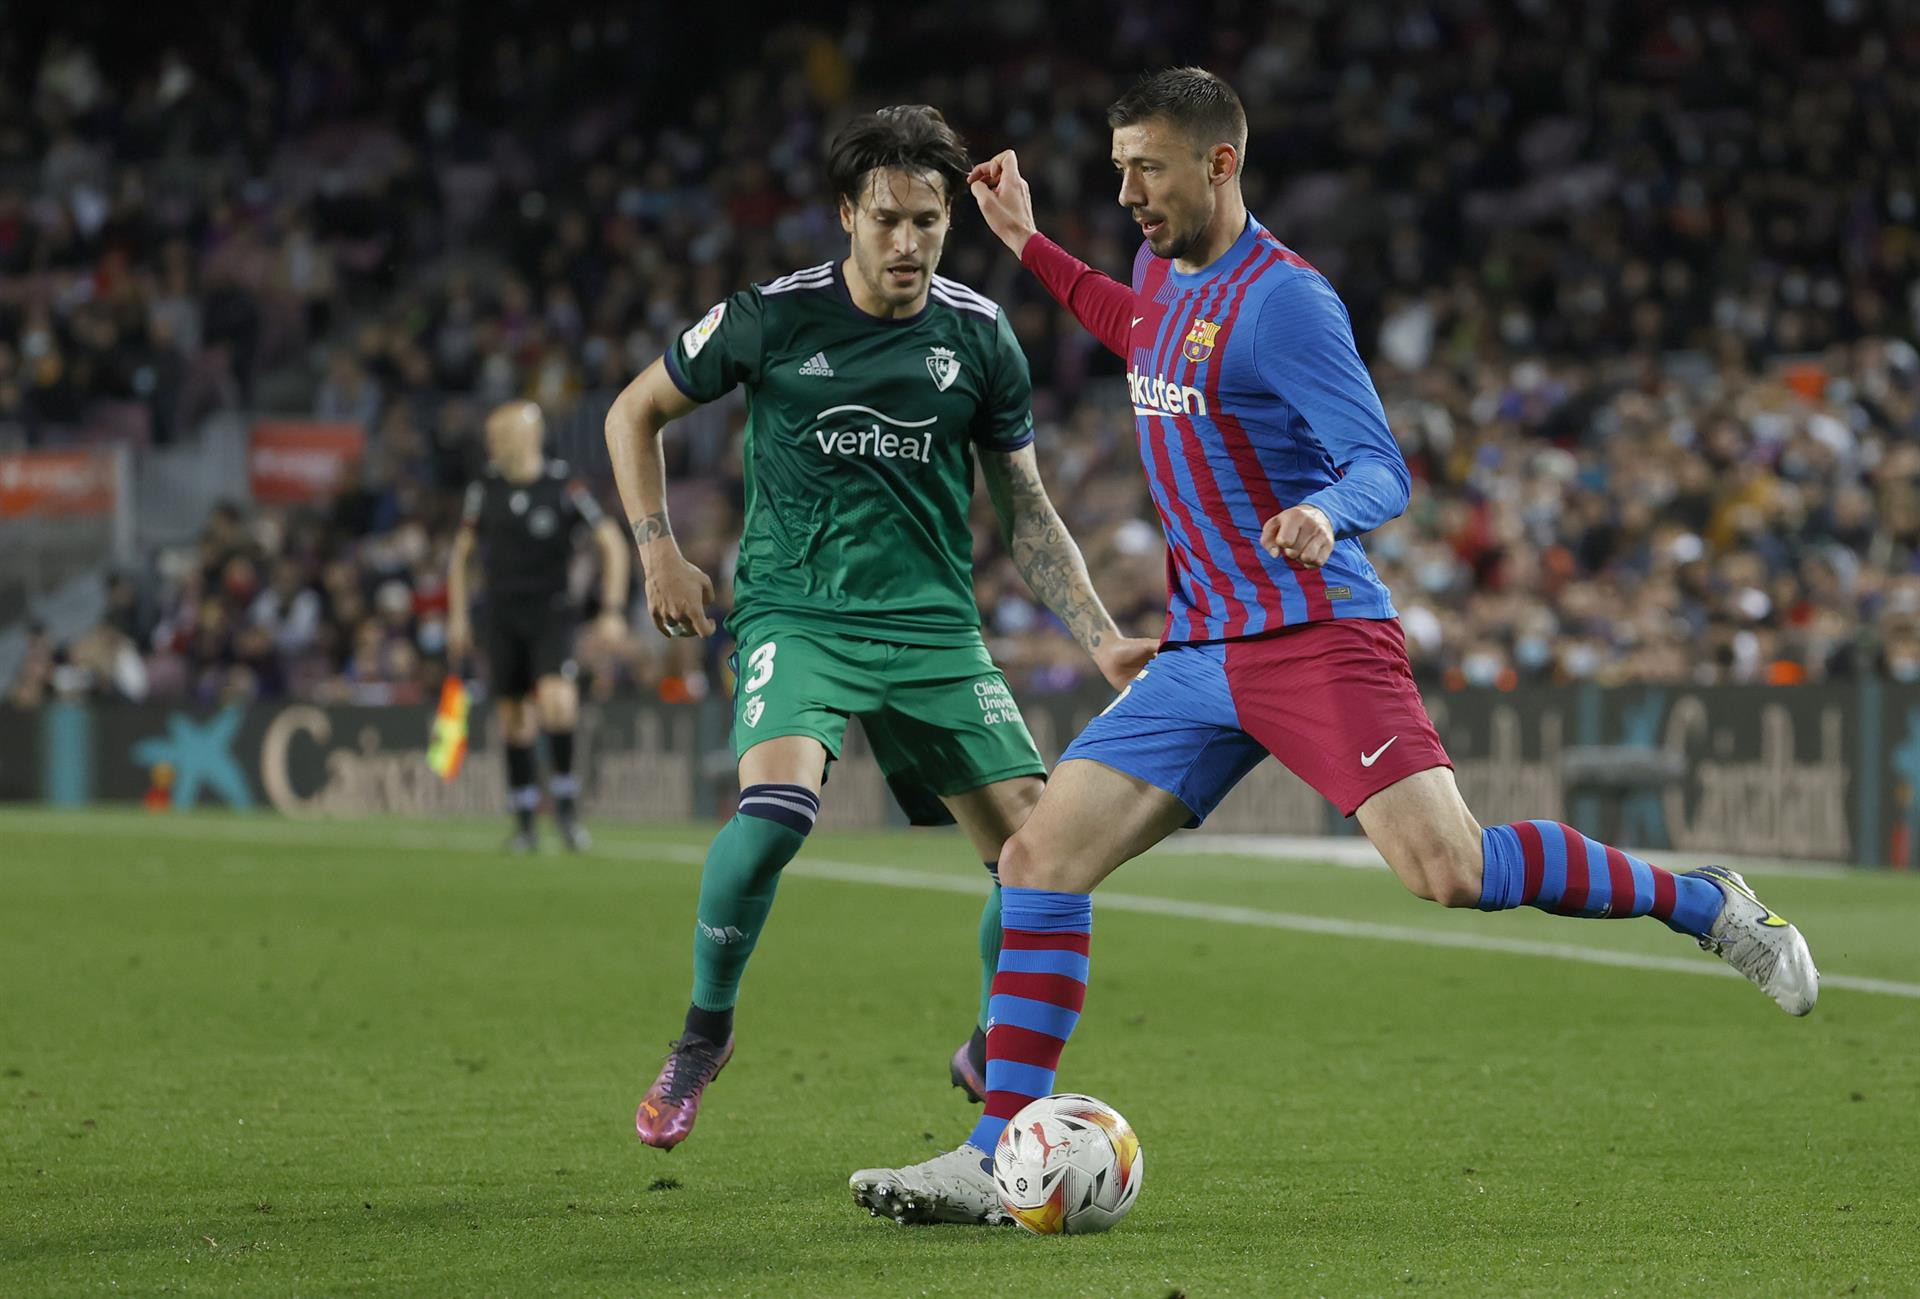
left=689, top=787, right=818, bottom=1012
left=977, top=878, right=1002, bottom=1032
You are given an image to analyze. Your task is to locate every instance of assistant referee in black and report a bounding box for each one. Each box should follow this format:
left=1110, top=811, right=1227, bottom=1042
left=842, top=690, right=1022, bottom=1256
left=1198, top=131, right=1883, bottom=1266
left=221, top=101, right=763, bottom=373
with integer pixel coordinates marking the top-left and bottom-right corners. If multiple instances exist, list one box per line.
left=447, top=401, right=629, bottom=851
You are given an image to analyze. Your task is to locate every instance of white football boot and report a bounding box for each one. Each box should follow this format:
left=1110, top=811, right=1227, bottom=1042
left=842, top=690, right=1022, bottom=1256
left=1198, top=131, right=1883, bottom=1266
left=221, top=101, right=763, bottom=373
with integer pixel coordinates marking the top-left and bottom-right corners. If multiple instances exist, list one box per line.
left=1685, top=865, right=1819, bottom=1016
left=850, top=1145, right=1008, bottom=1225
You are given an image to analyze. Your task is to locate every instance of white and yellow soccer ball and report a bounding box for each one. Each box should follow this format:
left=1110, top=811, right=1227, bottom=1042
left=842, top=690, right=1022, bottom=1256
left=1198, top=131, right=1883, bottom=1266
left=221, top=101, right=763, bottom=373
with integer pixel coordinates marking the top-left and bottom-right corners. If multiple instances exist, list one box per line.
left=991, top=1094, right=1144, bottom=1234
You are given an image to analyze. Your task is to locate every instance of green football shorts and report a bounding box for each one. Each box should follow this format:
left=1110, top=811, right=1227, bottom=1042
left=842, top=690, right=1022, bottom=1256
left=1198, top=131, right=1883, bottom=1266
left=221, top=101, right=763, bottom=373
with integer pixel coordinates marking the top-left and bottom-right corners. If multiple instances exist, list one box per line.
left=727, top=622, right=1045, bottom=825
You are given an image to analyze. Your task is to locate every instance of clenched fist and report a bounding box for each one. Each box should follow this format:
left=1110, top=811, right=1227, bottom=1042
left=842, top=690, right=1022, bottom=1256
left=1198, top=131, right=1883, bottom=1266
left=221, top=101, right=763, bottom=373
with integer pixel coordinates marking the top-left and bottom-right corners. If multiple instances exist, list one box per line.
left=966, top=149, right=1038, bottom=259
left=1261, top=504, right=1334, bottom=568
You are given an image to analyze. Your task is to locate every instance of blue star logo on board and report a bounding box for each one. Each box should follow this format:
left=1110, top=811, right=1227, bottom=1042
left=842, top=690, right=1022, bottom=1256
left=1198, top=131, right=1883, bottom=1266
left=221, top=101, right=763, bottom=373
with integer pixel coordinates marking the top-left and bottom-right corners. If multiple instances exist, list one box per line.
left=130, top=707, right=254, bottom=810
left=1181, top=318, right=1221, bottom=362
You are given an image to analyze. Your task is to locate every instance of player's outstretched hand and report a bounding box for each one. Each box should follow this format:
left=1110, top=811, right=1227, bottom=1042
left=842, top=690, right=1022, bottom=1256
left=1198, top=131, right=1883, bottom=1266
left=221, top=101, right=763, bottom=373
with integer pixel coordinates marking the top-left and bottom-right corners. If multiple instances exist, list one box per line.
left=1093, top=636, right=1160, bottom=692
left=645, top=555, right=716, bottom=639
left=967, top=150, right=1038, bottom=258
left=1261, top=505, right=1334, bottom=569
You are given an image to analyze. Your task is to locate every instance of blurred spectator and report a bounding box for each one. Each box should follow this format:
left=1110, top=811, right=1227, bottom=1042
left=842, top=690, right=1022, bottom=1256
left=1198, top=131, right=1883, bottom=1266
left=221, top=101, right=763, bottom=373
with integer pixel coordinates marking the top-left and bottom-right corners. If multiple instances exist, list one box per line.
left=3, top=4, right=1920, bottom=703
left=7, top=624, right=55, bottom=708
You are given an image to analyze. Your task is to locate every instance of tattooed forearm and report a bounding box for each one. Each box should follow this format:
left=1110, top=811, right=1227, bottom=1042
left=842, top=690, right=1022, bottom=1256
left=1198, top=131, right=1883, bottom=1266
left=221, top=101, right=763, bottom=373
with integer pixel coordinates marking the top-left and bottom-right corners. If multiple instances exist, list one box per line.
left=1010, top=517, right=1111, bottom=651
left=985, top=446, right=1119, bottom=655
left=630, top=511, right=671, bottom=546
left=1006, top=504, right=1118, bottom=659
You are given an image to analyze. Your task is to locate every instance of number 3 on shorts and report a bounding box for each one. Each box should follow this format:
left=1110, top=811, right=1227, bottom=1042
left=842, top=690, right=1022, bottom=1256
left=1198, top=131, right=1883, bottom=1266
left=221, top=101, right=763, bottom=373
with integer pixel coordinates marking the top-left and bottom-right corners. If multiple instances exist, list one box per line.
left=744, top=641, right=778, bottom=692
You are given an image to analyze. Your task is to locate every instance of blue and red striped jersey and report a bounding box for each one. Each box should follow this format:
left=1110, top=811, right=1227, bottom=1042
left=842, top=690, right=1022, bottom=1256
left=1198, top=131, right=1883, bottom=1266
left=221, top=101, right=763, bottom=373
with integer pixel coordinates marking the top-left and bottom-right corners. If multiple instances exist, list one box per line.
left=1124, top=216, right=1408, bottom=644
left=1024, top=216, right=1409, bottom=645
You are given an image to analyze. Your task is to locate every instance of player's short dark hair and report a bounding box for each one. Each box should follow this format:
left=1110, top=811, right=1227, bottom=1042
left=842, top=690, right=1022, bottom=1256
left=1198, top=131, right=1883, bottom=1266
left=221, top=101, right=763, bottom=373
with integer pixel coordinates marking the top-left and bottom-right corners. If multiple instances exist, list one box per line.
left=1107, top=67, right=1249, bottom=159
left=826, top=105, right=972, bottom=209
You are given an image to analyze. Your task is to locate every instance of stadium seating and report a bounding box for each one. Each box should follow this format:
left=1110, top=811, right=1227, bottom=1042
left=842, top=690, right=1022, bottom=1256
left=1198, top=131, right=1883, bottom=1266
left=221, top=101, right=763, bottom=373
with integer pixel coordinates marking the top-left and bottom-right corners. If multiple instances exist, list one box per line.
left=4, top=5, right=1916, bottom=704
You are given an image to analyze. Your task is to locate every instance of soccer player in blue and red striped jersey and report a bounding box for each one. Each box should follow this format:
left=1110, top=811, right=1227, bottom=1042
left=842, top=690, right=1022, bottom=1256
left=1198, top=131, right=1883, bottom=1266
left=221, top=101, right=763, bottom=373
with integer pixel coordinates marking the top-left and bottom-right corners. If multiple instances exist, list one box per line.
left=848, top=67, right=1820, bottom=1227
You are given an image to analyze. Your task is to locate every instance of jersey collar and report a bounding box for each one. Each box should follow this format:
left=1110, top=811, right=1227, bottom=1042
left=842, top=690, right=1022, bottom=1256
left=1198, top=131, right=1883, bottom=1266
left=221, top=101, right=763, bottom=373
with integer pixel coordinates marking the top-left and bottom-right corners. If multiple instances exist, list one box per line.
left=1163, top=213, right=1264, bottom=292
left=832, top=260, right=931, bottom=326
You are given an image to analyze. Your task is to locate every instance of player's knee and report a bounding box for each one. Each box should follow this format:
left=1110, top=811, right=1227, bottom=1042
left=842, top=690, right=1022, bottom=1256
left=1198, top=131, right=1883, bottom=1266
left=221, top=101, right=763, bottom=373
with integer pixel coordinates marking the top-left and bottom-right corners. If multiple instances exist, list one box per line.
left=997, top=831, right=1058, bottom=890
left=497, top=701, right=535, bottom=745
left=997, top=828, right=1092, bottom=892
left=538, top=679, right=578, bottom=729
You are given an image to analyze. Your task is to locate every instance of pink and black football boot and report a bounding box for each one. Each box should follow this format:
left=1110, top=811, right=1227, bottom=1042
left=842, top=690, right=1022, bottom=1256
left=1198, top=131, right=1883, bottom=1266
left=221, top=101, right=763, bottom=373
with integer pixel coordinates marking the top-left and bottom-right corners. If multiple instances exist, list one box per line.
left=949, top=1029, right=986, bottom=1104
left=635, top=1033, right=735, bottom=1150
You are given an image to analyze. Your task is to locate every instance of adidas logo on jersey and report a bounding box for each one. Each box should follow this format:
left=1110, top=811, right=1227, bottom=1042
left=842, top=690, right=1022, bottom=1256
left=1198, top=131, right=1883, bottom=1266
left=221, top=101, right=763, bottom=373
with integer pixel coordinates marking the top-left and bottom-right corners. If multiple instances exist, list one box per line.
left=798, top=352, right=835, bottom=377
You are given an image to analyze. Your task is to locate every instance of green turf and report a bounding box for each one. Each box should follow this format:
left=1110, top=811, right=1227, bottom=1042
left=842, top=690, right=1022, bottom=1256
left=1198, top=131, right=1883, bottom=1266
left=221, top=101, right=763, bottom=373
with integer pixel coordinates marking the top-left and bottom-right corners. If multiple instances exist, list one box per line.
left=2, top=808, right=1917, bottom=1297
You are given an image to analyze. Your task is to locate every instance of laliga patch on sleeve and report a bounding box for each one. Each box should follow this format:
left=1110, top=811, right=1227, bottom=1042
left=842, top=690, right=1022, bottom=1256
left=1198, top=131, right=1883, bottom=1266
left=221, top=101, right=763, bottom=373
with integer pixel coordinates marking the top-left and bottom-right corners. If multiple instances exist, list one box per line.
left=681, top=302, right=726, bottom=359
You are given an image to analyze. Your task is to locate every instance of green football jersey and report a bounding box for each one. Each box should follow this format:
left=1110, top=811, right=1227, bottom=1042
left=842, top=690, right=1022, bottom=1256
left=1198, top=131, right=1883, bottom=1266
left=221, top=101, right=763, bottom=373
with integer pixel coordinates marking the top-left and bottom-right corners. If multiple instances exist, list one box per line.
left=666, top=260, right=1034, bottom=647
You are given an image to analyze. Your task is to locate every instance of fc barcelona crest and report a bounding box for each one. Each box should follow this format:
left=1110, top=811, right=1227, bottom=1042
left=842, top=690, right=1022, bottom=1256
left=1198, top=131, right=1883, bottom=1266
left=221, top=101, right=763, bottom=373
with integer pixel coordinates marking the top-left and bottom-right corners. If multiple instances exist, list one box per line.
left=926, top=345, right=961, bottom=391
left=1182, top=318, right=1221, bottom=362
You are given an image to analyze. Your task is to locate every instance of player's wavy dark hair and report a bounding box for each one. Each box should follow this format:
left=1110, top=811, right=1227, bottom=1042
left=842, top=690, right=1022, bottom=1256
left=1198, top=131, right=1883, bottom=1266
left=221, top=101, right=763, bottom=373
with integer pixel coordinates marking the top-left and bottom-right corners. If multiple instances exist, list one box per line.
left=826, top=105, right=972, bottom=209
left=1108, top=66, right=1248, bottom=158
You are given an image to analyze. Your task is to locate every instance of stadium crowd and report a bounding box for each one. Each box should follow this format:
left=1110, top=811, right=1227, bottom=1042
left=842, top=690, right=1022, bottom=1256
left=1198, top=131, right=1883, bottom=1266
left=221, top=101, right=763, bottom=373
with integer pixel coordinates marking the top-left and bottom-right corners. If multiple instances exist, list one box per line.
left=7, top=2, right=1920, bottom=708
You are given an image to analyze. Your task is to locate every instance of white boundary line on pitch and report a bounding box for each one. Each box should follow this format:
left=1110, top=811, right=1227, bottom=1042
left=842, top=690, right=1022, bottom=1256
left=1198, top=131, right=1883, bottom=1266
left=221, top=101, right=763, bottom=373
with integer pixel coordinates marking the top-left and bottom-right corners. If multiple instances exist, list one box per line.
left=4, top=811, right=1866, bottom=878
left=640, top=845, right=1919, bottom=1002
left=8, top=813, right=1919, bottom=1002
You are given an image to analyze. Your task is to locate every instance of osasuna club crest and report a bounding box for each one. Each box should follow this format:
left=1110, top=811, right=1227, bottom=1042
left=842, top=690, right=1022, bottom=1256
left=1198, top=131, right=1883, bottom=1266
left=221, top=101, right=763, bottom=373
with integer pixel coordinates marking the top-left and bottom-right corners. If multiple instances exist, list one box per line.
left=926, top=346, right=960, bottom=391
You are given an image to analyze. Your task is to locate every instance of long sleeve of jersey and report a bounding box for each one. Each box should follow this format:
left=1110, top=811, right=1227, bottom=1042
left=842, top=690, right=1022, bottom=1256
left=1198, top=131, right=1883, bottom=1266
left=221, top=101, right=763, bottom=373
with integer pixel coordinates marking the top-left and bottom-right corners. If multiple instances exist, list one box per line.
left=1251, top=273, right=1411, bottom=538
left=1019, top=233, right=1135, bottom=359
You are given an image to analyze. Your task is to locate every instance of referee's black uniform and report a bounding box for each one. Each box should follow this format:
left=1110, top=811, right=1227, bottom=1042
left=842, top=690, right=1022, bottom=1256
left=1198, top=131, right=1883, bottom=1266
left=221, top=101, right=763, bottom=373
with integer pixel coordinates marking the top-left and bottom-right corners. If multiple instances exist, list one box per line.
left=460, top=459, right=606, bottom=696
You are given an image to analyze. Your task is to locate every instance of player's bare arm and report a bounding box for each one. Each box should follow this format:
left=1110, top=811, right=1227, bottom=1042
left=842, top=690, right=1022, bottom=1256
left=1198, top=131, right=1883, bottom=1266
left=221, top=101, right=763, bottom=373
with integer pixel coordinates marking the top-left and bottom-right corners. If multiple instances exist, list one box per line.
left=981, top=443, right=1155, bottom=690
left=445, top=527, right=475, bottom=663
left=604, top=356, right=716, bottom=637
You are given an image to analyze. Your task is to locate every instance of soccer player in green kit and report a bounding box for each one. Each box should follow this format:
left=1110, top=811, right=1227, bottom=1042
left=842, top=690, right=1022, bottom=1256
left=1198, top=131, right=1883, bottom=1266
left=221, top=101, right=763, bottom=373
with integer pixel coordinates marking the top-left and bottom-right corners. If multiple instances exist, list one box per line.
left=605, top=105, right=1155, bottom=1149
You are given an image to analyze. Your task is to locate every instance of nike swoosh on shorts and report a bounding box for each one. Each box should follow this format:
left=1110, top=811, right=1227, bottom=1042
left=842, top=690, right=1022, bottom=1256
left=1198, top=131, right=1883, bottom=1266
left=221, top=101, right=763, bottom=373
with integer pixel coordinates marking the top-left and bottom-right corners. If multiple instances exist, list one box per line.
left=1360, top=736, right=1399, bottom=767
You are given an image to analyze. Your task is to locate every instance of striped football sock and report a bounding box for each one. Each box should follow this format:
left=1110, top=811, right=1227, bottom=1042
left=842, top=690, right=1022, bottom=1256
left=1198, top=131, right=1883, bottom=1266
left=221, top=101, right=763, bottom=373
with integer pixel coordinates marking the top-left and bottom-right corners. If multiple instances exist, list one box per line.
left=1479, top=821, right=1723, bottom=936
left=965, top=887, right=1091, bottom=1155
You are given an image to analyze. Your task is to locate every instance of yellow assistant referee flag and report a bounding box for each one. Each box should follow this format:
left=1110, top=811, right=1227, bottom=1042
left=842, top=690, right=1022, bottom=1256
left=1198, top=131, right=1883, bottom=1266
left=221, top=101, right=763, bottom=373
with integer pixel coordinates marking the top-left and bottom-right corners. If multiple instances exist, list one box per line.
left=427, top=675, right=470, bottom=781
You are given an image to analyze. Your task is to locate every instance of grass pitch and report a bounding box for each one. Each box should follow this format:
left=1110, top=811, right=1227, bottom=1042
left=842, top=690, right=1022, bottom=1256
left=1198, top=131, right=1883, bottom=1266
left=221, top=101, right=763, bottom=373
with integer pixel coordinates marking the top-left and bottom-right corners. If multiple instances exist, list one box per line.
left=2, top=808, right=1917, bottom=1297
